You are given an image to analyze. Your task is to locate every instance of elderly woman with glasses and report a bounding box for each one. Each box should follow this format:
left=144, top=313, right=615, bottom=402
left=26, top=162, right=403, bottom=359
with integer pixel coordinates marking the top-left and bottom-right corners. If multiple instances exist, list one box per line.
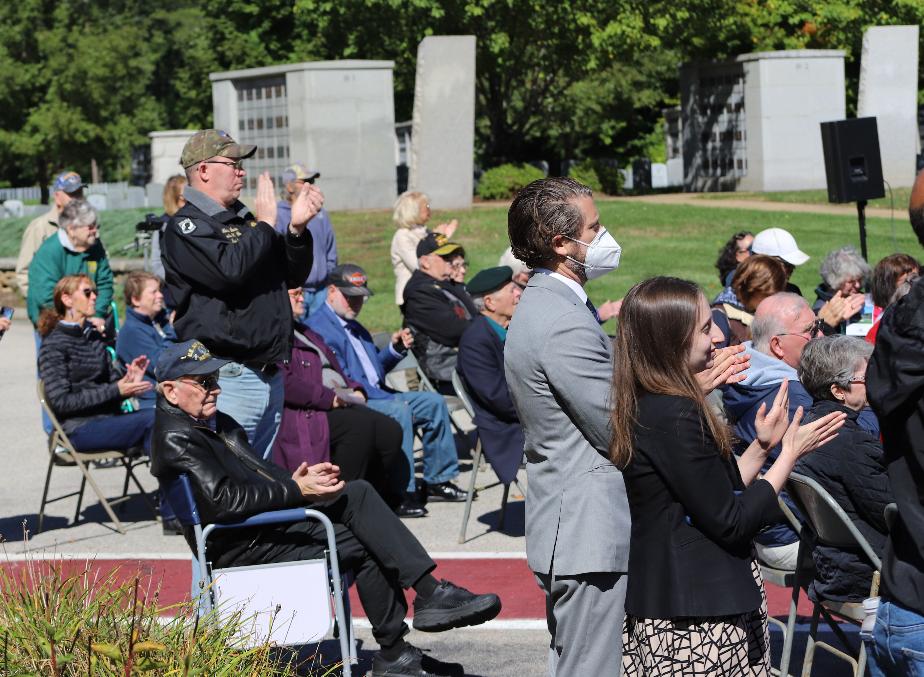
left=795, top=335, right=893, bottom=604
left=37, top=274, right=155, bottom=454
left=814, top=245, right=872, bottom=335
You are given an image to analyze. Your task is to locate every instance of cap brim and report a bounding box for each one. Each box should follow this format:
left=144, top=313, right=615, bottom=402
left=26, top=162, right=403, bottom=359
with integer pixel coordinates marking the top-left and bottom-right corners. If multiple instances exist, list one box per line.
left=63, top=185, right=87, bottom=194
left=782, top=250, right=810, bottom=266
left=222, top=143, right=257, bottom=160
left=434, top=243, right=463, bottom=257
left=337, top=284, right=373, bottom=297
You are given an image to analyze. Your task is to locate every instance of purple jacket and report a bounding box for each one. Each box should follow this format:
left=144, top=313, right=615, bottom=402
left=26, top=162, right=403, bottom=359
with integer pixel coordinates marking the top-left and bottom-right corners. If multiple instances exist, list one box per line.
left=272, top=324, right=364, bottom=471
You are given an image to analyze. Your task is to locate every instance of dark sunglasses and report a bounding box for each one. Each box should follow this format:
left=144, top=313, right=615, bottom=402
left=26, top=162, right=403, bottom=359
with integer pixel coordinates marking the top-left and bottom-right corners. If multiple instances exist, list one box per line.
left=81, top=287, right=97, bottom=298
left=180, top=373, right=220, bottom=391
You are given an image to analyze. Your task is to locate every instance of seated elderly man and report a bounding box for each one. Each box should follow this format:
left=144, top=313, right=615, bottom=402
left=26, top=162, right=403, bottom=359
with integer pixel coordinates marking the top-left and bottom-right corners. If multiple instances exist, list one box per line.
left=456, top=266, right=525, bottom=487
left=796, top=336, right=892, bottom=603
left=150, top=339, right=501, bottom=677
left=402, top=233, right=473, bottom=394
left=308, top=264, right=468, bottom=505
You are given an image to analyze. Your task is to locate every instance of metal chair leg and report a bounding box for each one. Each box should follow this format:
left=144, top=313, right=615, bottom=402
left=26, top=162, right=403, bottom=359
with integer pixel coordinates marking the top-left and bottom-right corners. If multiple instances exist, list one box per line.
left=74, top=475, right=87, bottom=525
left=457, top=442, right=482, bottom=543
left=71, top=457, right=126, bottom=534
left=498, top=484, right=511, bottom=531
left=801, top=605, right=821, bottom=677
left=37, top=454, right=55, bottom=533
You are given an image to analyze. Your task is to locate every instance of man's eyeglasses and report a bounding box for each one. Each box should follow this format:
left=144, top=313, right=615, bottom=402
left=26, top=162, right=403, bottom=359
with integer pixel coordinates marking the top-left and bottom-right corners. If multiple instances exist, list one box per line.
left=179, top=373, right=221, bottom=391
left=776, top=319, right=824, bottom=341
left=80, top=287, right=97, bottom=298
left=203, top=159, right=244, bottom=171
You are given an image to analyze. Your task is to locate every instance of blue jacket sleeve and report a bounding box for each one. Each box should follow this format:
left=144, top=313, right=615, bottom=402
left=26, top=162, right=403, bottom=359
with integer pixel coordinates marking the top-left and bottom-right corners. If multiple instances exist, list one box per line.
left=458, top=326, right=518, bottom=422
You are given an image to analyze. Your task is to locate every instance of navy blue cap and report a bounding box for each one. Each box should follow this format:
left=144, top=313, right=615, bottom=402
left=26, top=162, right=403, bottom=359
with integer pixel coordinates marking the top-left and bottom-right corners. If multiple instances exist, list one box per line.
left=155, top=340, right=229, bottom=382
left=53, top=171, right=86, bottom=194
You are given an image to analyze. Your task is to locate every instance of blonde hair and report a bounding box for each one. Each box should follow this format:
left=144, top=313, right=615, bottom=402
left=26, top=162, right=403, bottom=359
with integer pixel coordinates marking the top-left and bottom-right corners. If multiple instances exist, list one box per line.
left=393, top=191, right=428, bottom=229
left=163, top=175, right=187, bottom=216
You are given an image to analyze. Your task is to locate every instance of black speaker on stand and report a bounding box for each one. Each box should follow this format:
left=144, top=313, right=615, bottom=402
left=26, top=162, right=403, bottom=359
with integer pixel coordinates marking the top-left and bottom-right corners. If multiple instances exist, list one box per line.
left=820, top=117, right=885, bottom=261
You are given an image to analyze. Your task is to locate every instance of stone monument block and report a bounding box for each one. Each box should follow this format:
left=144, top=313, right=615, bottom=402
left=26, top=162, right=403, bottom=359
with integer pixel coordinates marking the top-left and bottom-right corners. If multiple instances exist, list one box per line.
left=149, top=130, right=196, bottom=185
left=651, top=163, right=669, bottom=189
left=409, top=36, right=476, bottom=209
left=857, top=25, right=920, bottom=188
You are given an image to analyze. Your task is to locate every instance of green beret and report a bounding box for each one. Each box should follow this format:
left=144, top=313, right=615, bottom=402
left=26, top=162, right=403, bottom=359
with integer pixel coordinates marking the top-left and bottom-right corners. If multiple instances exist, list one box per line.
left=467, top=266, right=514, bottom=296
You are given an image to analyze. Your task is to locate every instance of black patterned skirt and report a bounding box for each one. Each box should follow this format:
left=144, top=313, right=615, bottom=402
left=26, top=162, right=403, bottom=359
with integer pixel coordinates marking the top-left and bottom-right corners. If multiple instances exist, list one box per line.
left=622, top=558, right=770, bottom=676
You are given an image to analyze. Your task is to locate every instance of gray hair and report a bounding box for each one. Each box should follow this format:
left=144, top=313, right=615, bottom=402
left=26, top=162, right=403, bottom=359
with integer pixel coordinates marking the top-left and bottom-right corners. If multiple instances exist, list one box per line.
left=751, top=292, right=808, bottom=353
left=798, top=335, right=873, bottom=402
left=393, top=191, right=427, bottom=229
left=820, top=245, right=871, bottom=290
left=498, top=246, right=531, bottom=275
left=472, top=295, right=486, bottom=313
left=59, top=199, right=98, bottom=230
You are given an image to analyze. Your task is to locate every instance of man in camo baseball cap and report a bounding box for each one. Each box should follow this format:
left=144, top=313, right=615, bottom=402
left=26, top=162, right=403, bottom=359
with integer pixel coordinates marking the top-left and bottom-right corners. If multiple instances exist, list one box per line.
left=180, top=129, right=256, bottom=169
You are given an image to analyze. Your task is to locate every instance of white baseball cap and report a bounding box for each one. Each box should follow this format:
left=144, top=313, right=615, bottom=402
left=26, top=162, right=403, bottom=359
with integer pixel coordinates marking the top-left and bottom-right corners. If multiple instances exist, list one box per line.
left=752, top=228, right=810, bottom=266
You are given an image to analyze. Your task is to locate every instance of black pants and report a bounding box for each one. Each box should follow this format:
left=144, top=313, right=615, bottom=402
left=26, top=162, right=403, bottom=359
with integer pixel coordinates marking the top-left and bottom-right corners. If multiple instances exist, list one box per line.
left=326, top=407, right=408, bottom=505
left=220, top=481, right=436, bottom=646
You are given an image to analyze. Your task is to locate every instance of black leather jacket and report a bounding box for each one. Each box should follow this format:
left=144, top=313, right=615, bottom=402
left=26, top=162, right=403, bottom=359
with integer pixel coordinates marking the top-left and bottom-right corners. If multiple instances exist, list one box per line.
left=150, top=397, right=303, bottom=563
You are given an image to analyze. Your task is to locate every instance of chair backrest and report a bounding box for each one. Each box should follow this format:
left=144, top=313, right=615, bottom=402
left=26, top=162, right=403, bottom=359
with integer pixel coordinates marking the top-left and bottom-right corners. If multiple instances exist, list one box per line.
left=786, top=472, right=881, bottom=570
left=36, top=380, right=75, bottom=454
left=451, top=370, right=476, bottom=419
left=371, top=331, right=391, bottom=350
left=161, top=473, right=202, bottom=527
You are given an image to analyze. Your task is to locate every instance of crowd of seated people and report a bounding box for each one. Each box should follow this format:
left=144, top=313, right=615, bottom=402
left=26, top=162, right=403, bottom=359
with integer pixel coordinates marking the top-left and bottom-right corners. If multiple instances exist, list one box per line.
left=712, top=254, right=787, bottom=347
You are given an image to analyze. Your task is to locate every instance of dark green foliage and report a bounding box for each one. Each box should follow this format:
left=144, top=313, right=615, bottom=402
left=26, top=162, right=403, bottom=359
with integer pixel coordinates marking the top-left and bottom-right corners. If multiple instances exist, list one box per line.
left=476, top=164, right=545, bottom=200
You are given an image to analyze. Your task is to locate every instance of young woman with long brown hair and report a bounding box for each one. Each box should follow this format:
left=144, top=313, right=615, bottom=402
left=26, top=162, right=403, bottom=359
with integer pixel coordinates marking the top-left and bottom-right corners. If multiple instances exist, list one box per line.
left=611, top=276, right=846, bottom=675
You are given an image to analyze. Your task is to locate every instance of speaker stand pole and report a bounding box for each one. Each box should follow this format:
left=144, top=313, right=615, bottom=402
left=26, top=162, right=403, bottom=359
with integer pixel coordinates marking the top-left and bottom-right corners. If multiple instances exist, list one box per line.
left=856, top=199, right=869, bottom=262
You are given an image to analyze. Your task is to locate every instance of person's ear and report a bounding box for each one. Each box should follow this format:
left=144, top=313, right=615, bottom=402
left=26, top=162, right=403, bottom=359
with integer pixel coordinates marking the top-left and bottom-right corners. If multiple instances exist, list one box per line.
left=162, top=381, right=180, bottom=405
left=830, top=383, right=846, bottom=402
left=550, top=233, right=570, bottom=257
left=769, top=336, right=785, bottom=360
left=483, top=293, right=496, bottom=313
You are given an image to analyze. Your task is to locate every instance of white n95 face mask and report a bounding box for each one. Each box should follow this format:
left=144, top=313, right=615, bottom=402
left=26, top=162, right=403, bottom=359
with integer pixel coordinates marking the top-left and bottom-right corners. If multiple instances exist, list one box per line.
left=564, top=227, right=622, bottom=280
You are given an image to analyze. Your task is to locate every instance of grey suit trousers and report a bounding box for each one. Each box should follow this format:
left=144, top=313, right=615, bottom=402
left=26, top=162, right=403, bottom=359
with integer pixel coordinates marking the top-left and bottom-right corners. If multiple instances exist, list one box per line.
left=535, top=569, right=627, bottom=676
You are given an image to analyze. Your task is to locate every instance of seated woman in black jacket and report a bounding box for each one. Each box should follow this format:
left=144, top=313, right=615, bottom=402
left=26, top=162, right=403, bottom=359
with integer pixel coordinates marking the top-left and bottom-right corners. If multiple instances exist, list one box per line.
left=37, top=274, right=155, bottom=452
left=796, top=335, right=892, bottom=602
left=611, top=276, right=846, bottom=676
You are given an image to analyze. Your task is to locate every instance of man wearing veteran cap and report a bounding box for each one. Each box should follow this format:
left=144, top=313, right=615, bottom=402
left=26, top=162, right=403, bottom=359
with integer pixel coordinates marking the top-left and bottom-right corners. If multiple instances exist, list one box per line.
left=16, top=171, right=87, bottom=297
left=275, top=163, right=339, bottom=318
left=308, top=264, right=469, bottom=505
left=401, top=232, right=473, bottom=394
left=150, top=338, right=502, bottom=677
left=457, top=266, right=525, bottom=490
left=161, top=129, right=323, bottom=459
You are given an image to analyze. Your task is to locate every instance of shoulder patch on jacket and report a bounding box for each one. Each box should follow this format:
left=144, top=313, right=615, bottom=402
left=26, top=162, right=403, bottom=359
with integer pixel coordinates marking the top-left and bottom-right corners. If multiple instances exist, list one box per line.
left=178, top=218, right=196, bottom=235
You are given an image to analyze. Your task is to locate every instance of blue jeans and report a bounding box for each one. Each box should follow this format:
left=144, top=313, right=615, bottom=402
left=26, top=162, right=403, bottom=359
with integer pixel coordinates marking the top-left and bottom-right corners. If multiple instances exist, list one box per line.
left=216, top=362, right=284, bottom=460
left=68, top=409, right=156, bottom=453
left=864, top=599, right=924, bottom=676
left=366, top=392, right=459, bottom=492
left=300, top=287, right=327, bottom=321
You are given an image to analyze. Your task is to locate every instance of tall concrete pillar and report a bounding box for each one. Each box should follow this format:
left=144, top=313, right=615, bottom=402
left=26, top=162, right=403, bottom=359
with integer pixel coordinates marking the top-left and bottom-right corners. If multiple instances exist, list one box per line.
left=409, top=36, right=476, bottom=209
left=857, top=26, right=920, bottom=188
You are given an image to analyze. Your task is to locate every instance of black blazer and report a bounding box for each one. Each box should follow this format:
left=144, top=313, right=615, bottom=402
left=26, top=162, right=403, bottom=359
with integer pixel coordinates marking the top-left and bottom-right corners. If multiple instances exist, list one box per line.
left=622, top=392, right=780, bottom=619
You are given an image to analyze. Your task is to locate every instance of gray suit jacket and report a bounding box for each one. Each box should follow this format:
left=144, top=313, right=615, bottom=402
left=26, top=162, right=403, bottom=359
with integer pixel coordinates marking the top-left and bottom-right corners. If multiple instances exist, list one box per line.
left=505, top=273, right=630, bottom=576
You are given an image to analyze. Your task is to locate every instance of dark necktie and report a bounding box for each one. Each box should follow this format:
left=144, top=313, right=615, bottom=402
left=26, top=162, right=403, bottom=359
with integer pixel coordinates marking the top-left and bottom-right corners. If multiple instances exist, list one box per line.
left=585, top=298, right=602, bottom=323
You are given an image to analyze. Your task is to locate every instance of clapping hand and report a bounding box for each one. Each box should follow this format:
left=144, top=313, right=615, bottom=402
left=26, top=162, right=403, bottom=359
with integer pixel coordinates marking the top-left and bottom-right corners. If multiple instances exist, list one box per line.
left=392, top=328, right=414, bottom=350
left=117, top=356, right=152, bottom=398
left=695, top=344, right=750, bottom=394
left=292, top=462, right=345, bottom=501
left=597, top=299, right=623, bottom=322
left=434, top=218, right=459, bottom=238
left=782, top=406, right=846, bottom=460
left=289, top=182, right=324, bottom=232
left=818, top=291, right=864, bottom=328
left=754, top=379, right=790, bottom=451
left=254, top=172, right=278, bottom=228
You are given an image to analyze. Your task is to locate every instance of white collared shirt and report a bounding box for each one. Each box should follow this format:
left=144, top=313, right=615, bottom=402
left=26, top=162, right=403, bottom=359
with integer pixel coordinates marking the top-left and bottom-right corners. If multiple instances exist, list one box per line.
left=533, top=268, right=588, bottom=304
left=331, top=303, right=382, bottom=388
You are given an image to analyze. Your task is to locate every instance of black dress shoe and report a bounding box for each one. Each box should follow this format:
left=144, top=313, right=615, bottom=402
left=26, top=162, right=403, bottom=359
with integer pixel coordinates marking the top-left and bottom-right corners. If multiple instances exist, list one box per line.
left=413, top=579, right=502, bottom=632
left=395, top=498, right=428, bottom=518
left=371, top=645, right=435, bottom=677
left=161, top=517, right=184, bottom=535
left=424, top=481, right=472, bottom=502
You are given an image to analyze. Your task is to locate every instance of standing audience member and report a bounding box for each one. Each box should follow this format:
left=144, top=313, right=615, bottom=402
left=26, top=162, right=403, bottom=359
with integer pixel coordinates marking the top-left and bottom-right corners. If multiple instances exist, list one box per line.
left=37, top=275, right=154, bottom=452
left=504, top=177, right=629, bottom=674
left=751, top=227, right=810, bottom=295
left=402, top=233, right=473, bottom=393
left=275, top=163, right=339, bottom=317
left=161, top=129, right=321, bottom=459
left=457, top=266, right=525, bottom=489
left=813, top=245, right=870, bottom=335
left=864, top=167, right=924, bottom=675
left=27, top=199, right=113, bottom=337
left=796, top=336, right=892, bottom=603
left=149, top=339, right=501, bottom=677
left=390, top=191, right=458, bottom=306
left=866, top=253, right=919, bottom=344
left=716, top=230, right=754, bottom=286
left=712, top=255, right=787, bottom=347
left=15, top=171, right=86, bottom=297
left=149, top=175, right=187, bottom=280
left=274, top=287, right=415, bottom=515
left=307, top=264, right=467, bottom=507
left=612, top=276, right=845, bottom=675
left=116, top=271, right=177, bottom=410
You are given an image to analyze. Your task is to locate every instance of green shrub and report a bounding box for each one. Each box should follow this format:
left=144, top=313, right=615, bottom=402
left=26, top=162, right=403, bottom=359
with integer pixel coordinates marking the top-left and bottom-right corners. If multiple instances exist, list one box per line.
left=0, top=558, right=338, bottom=675
left=569, top=159, right=624, bottom=196
left=568, top=160, right=603, bottom=194
left=476, top=163, right=545, bottom=201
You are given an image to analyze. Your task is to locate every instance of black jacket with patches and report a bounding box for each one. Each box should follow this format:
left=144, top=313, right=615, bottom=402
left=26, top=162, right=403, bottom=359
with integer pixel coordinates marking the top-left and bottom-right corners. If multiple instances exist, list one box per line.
left=161, top=197, right=312, bottom=364
left=795, top=399, right=892, bottom=603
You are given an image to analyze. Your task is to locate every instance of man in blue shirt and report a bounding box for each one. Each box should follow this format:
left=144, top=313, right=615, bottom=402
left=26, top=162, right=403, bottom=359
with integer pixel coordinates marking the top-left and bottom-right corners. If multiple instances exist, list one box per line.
left=307, top=264, right=469, bottom=507
left=276, top=163, right=338, bottom=318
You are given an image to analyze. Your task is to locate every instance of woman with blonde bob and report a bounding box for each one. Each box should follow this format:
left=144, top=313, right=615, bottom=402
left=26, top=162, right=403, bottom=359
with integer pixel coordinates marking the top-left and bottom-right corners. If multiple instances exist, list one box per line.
left=611, top=276, right=846, bottom=675
left=390, top=191, right=459, bottom=306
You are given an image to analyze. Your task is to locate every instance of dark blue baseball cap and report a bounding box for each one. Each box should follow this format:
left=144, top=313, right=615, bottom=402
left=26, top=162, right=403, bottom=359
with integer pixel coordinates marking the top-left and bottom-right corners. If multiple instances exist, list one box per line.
left=52, top=171, right=87, bottom=194
left=155, top=340, right=229, bottom=382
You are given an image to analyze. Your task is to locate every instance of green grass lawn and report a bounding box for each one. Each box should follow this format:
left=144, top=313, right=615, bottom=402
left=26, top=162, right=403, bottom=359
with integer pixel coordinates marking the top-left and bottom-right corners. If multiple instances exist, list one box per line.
left=698, top=187, right=913, bottom=211
left=3, top=201, right=920, bottom=332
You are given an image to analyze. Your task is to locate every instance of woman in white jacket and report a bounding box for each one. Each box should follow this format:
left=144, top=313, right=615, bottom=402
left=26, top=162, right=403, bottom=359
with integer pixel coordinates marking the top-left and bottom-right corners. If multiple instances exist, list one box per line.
left=390, top=191, right=458, bottom=306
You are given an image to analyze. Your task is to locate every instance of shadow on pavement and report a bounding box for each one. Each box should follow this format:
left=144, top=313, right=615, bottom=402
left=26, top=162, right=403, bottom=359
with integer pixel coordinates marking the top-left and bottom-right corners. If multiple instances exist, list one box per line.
left=283, top=638, right=482, bottom=676
left=476, top=500, right=524, bottom=538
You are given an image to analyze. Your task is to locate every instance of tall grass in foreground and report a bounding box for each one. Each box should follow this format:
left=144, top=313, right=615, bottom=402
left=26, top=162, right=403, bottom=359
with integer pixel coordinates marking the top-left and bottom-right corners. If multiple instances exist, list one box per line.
left=0, top=555, right=337, bottom=675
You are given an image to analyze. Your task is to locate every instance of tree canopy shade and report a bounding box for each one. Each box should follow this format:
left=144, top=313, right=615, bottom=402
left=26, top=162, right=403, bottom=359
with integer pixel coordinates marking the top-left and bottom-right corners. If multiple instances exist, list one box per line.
left=0, top=0, right=921, bottom=191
